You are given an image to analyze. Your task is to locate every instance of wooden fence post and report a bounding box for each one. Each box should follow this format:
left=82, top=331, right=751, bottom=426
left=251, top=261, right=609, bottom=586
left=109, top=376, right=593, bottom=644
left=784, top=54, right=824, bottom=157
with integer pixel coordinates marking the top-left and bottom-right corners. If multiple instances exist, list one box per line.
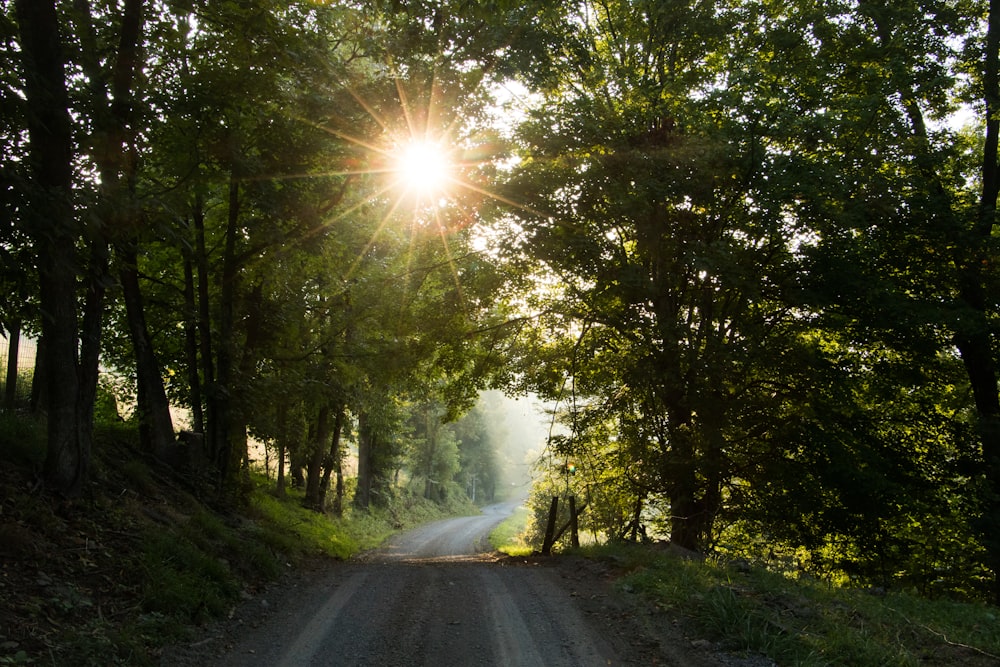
left=569, top=495, right=579, bottom=548
left=541, top=496, right=559, bottom=555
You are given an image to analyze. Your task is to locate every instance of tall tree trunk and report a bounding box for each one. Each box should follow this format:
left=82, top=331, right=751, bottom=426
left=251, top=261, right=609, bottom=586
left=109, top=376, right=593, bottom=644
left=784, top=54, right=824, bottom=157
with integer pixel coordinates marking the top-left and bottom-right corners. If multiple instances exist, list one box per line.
left=959, top=0, right=1000, bottom=603
left=423, top=410, right=439, bottom=501
left=4, top=320, right=20, bottom=408
left=119, top=243, right=174, bottom=458
left=193, top=195, right=217, bottom=457
left=30, top=334, right=46, bottom=414
left=868, top=1, right=1000, bottom=601
left=276, top=441, right=287, bottom=496
left=304, top=405, right=333, bottom=510
left=319, top=407, right=345, bottom=510
left=275, top=399, right=288, bottom=497
left=334, top=461, right=345, bottom=518
left=182, top=238, right=204, bottom=433
left=219, top=280, right=263, bottom=497
left=354, top=411, right=374, bottom=510
left=16, top=0, right=89, bottom=496
left=214, top=171, right=240, bottom=490
left=79, top=242, right=108, bottom=436
left=70, top=0, right=144, bottom=443
left=666, top=429, right=701, bottom=551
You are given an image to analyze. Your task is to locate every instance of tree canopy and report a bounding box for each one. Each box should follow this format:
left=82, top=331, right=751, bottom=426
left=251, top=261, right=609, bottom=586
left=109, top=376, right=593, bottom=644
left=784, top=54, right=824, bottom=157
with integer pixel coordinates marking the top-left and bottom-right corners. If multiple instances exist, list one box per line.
left=3, top=0, right=1000, bottom=602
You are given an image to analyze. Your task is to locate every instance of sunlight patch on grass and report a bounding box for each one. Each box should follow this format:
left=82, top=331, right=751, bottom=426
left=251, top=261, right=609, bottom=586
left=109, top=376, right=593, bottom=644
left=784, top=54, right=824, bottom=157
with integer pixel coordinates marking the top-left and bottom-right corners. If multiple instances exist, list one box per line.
left=578, top=543, right=1000, bottom=666
left=489, top=504, right=533, bottom=556
left=250, top=491, right=360, bottom=560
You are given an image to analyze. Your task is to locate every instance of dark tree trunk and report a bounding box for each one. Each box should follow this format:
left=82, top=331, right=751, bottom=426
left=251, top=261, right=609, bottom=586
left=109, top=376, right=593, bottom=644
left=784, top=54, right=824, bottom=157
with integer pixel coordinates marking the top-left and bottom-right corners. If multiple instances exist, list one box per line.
left=4, top=321, right=20, bottom=408
left=30, top=334, right=46, bottom=414
left=354, top=411, right=374, bottom=510
left=624, top=497, right=641, bottom=542
left=233, top=282, right=265, bottom=484
left=71, top=0, right=143, bottom=443
left=668, top=464, right=701, bottom=552
left=290, top=447, right=306, bottom=488
left=866, top=0, right=1000, bottom=602
left=79, top=241, right=108, bottom=435
left=304, top=405, right=333, bottom=510
left=422, top=408, right=441, bottom=501
left=334, top=455, right=345, bottom=517
left=182, top=239, right=203, bottom=433
left=319, top=406, right=345, bottom=511
left=213, top=172, right=240, bottom=490
left=193, top=195, right=217, bottom=458
left=954, top=0, right=1000, bottom=604
left=16, top=0, right=89, bottom=496
left=275, top=399, right=288, bottom=497
left=118, top=243, right=174, bottom=458
left=657, top=350, right=705, bottom=552
left=276, top=441, right=287, bottom=496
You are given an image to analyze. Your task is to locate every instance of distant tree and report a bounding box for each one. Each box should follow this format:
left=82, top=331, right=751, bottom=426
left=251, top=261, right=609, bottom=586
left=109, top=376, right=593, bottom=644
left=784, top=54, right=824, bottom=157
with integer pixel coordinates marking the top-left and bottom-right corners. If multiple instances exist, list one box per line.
left=452, top=403, right=499, bottom=503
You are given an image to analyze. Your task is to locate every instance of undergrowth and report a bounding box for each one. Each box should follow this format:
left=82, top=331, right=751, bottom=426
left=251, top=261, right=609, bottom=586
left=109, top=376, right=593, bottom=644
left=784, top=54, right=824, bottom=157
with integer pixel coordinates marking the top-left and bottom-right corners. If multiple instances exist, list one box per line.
left=0, top=415, right=475, bottom=666
left=580, top=542, right=1000, bottom=667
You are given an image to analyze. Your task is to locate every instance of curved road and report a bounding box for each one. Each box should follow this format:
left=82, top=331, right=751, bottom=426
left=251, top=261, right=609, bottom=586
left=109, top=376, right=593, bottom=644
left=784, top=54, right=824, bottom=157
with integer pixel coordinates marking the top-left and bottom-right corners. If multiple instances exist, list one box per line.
left=371, top=501, right=521, bottom=562
left=206, top=501, right=622, bottom=666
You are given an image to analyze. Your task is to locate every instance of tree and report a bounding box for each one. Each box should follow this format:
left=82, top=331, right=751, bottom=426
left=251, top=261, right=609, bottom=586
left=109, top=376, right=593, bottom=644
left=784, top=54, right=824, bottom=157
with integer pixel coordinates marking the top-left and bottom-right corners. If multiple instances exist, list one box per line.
left=766, top=0, right=994, bottom=597
left=490, top=0, right=993, bottom=598
left=452, top=403, right=500, bottom=503
left=14, top=0, right=89, bottom=495
left=71, top=0, right=176, bottom=460
left=498, top=0, right=808, bottom=551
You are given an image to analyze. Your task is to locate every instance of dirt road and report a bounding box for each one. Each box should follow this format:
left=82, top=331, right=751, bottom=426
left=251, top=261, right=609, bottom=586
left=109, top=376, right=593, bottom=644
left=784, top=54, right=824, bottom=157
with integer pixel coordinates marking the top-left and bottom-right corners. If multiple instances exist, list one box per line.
left=160, top=503, right=746, bottom=666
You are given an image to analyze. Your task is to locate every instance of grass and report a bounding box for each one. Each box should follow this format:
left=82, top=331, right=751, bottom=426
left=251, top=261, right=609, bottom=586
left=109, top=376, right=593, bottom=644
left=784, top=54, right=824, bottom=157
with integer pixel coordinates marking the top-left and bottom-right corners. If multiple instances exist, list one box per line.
left=489, top=503, right=534, bottom=556
left=580, top=542, right=1000, bottom=666
left=249, top=487, right=389, bottom=559
left=0, top=414, right=480, bottom=666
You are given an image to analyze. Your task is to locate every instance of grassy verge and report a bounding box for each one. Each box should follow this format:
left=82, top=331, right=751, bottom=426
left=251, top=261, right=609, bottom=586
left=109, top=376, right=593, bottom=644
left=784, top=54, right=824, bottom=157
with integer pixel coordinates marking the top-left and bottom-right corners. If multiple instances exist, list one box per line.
left=0, top=419, right=475, bottom=666
left=580, top=543, right=1000, bottom=666
left=489, top=503, right=533, bottom=556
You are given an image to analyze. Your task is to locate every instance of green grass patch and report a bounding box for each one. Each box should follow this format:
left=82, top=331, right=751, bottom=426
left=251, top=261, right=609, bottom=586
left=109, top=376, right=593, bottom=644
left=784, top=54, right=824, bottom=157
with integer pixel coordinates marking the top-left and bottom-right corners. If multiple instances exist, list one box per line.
left=250, top=490, right=360, bottom=559
left=247, top=481, right=476, bottom=560
left=582, top=543, right=1000, bottom=666
left=139, top=528, right=239, bottom=624
left=490, top=503, right=533, bottom=556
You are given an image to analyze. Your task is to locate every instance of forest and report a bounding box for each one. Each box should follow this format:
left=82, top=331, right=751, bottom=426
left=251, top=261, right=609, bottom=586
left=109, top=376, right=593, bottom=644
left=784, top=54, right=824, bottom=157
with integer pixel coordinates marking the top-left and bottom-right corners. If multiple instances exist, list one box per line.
left=2, top=0, right=998, bottom=606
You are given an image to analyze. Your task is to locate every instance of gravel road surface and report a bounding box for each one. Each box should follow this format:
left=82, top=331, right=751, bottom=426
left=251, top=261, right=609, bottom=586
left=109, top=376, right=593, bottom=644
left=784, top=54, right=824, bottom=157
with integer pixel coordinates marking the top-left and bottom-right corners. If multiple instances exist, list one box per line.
left=161, top=502, right=756, bottom=666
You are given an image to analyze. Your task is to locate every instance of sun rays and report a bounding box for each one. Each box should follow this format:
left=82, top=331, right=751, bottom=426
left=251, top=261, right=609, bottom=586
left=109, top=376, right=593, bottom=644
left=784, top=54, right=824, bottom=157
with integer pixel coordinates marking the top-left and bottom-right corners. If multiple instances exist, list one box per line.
left=298, top=71, right=498, bottom=306
left=251, top=60, right=548, bottom=320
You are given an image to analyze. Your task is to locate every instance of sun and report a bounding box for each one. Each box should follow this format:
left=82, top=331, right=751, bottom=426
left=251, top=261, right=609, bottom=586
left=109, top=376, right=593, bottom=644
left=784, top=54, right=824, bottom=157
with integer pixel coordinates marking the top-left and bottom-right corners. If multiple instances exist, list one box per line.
left=394, top=139, right=452, bottom=200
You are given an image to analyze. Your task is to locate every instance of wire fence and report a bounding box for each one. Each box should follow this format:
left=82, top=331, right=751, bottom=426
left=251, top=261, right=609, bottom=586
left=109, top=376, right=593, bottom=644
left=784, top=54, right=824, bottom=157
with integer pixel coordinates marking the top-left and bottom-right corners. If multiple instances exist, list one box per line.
left=0, top=333, right=37, bottom=408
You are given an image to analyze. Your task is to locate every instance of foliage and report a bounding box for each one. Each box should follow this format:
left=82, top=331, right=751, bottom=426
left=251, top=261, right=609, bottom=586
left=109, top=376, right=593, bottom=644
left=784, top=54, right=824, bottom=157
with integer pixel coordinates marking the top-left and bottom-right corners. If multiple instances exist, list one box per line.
left=3, top=0, right=519, bottom=510
left=452, top=402, right=502, bottom=503
left=0, top=413, right=477, bottom=664
left=590, top=543, right=1000, bottom=667
left=4, top=0, right=1000, bottom=623
left=485, top=0, right=999, bottom=600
